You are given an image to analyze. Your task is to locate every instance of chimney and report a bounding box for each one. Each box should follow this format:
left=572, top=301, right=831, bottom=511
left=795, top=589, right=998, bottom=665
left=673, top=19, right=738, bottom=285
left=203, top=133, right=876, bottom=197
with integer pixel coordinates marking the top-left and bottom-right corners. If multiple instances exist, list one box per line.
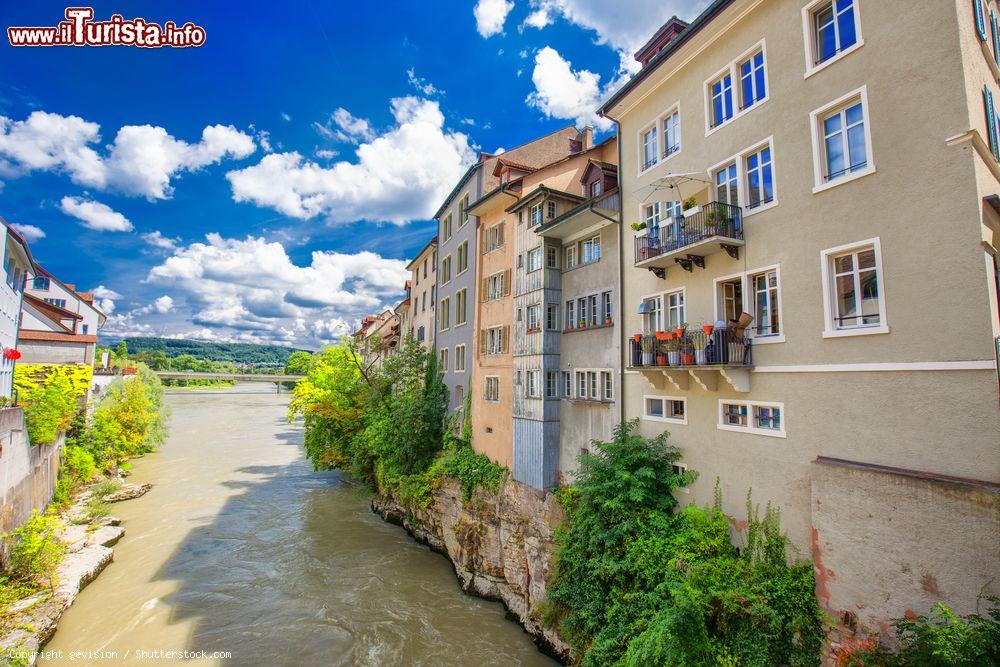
left=581, top=125, right=593, bottom=150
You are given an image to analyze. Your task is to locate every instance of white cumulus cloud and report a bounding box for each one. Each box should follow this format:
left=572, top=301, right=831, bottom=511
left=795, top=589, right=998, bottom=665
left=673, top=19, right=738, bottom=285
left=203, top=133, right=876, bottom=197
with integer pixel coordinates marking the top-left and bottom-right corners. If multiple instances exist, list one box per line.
left=141, top=230, right=179, bottom=250
left=227, top=97, right=475, bottom=224
left=11, top=223, right=45, bottom=243
left=60, top=196, right=133, bottom=232
left=91, top=285, right=121, bottom=315
left=474, top=0, right=514, bottom=37
left=527, top=47, right=613, bottom=131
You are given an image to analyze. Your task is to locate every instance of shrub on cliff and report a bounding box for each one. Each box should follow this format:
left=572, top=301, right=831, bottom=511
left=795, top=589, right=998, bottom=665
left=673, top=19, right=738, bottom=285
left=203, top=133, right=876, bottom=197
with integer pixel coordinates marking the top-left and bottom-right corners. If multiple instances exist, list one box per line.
left=89, top=367, right=166, bottom=467
left=4, top=511, right=65, bottom=592
left=546, top=420, right=824, bottom=666
left=16, top=372, right=77, bottom=446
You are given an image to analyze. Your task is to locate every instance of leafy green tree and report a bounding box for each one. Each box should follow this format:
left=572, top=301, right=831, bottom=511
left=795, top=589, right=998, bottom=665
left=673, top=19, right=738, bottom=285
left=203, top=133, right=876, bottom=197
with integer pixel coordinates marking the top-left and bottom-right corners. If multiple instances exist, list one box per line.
left=284, top=350, right=313, bottom=376
left=115, top=341, right=128, bottom=360
left=18, top=372, right=77, bottom=445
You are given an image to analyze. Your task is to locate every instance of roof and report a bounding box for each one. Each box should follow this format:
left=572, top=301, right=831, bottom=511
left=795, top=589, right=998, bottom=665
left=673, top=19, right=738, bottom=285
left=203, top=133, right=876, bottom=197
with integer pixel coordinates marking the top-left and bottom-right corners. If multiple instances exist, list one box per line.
left=432, top=161, right=483, bottom=221
left=23, top=293, right=83, bottom=326
left=536, top=188, right=621, bottom=234
left=492, top=157, right=538, bottom=177
left=467, top=181, right=522, bottom=214
left=17, top=330, right=99, bottom=344
left=505, top=185, right=586, bottom=213
left=31, top=264, right=107, bottom=321
left=0, top=217, right=39, bottom=274
left=405, top=237, right=438, bottom=271
left=633, top=16, right=689, bottom=63
left=599, top=0, right=735, bottom=117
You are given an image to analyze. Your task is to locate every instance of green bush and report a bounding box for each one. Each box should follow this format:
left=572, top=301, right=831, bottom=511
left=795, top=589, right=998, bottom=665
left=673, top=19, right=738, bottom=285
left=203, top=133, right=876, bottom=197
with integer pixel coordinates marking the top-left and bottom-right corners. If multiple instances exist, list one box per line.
left=437, top=445, right=507, bottom=501
left=545, top=420, right=825, bottom=666
left=17, top=373, right=77, bottom=445
left=4, top=512, right=65, bottom=590
left=85, top=364, right=167, bottom=469
left=51, top=444, right=97, bottom=507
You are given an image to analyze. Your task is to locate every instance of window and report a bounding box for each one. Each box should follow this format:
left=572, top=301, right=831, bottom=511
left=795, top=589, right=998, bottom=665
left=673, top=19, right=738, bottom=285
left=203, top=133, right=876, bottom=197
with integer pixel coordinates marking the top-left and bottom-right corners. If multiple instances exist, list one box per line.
left=527, top=247, right=543, bottom=272
left=526, top=304, right=541, bottom=331
left=590, top=180, right=603, bottom=198
left=720, top=278, right=743, bottom=323
left=423, top=260, right=427, bottom=279
left=526, top=370, right=540, bottom=398
left=486, top=271, right=508, bottom=300
left=457, top=241, right=469, bottom=274
left=460, top=194, right=470, bottom=226
left=804, top=0, right=861, bottom=73
left=440, top=297, right=451, bottom=330
left=714, top=162, right=739, bottom=207
left=577, top=371, right=587, bottom=399
left=44, top=298, right=68, bottom=308
left=821, top=239, right=886, bottom=336
left=639, top=295, right=662, bottom=334
left=485, top=326, right=508, bottom=354
left=430, top=286, right=435, bottom=307
left=644, top=396, right=687, bottom=424
left=546, top=303, right=559, bottom=331
left=417, top=325, right=426, bottom=342
left=588, top=371, right=598, bottom=400
left=530, top=202, right=544, bottom=226
left=455, top=345, right=466, bottom=371
left=565, top=300, right=575, bottom=330
left=662, top=109, right=680, bottom=158
left=564, top=245, right=578, bottom=270
left=484, top=376, right=500, bottom=402
left=483, top=224, right=504, bottom=252
left=547, top=201, right=557, bottom=219
left=546, top=371, right=558, bottom=398
left=601, top=371, right=613, bottom=401
left=442, top=214, right=453, bottom=242
left=811, top=87, right=874, bottom=191
left=588, top=294, right=599, bottom=326
left=441, top=256, right=452, bottom=284
left=641, top=125, right=658, bottom=171
left=744, top=146, right=773, bottom=209
left=665, top=290, right=685, bottom=329
left=581, top=236, right=600, bottom=264
left=738, top=50, right=766, bottom=111
left=577, top=297, right=588, bottom=327
left=710, top=72, right=734, bottom=128
left=562, top=371, right=572, bottom=397
left=751, top=270, right=780, bottom=336
left=546, top=246, right=558, bottom=268
left=440, top=348, right=449, bottom=371
left=455, top=288, right=468, bottom=325
left=719, top=400, right=785, bottom=437
left=32, top=277, right=50, bottom=291
left=601, top=291, right=613, bottom=325
left=82, top=324, right=89, bottom=334
left=672, top=463, right=690, bottom=493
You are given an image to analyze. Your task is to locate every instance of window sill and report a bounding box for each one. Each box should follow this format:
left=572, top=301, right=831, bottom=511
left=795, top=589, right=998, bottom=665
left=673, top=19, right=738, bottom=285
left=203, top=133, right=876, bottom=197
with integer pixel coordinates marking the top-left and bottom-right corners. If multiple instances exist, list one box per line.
left=717, top=424, right=786, bottom=438
left=822, top=324, right=889, bottom=339
left=565, top=398, right=613, bottom=405
left=526, top=327, right=542, bottom=334
left=456, top=268, right=469, bottom=277
left=750, top=334, right=785, bottom=345
left=564, top=323, right=614, bottom=334
left=743, top=199, right=778, bottom=218
left=812, top=165, right=876, bottom=194
left=563, top=258, right=600, bottom=274
left=642, top=415, right=687, bottom=425
left=704, top=96, right=769, bottom=138
left=803, top=40, right=864, bottom=80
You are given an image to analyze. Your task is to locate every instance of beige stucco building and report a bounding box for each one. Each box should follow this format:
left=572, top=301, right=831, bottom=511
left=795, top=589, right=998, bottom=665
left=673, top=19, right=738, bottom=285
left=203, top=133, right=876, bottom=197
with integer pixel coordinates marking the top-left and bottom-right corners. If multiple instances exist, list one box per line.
left=406, top=238, right=437, bottom=349
left=599, top=0, right=1000, bottom=636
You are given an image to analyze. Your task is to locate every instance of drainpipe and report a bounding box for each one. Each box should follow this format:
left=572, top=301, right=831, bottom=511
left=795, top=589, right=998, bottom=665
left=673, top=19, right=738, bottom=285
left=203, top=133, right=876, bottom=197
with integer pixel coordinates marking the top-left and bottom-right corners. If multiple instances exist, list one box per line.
left=600, top=112, right=627, bottom=426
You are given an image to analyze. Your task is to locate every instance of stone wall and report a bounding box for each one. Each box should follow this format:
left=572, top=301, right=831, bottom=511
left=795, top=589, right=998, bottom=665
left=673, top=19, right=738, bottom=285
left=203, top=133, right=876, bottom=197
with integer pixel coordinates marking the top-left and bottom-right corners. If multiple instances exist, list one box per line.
left=371, top=477, right=571, bottom=662
left=0, top=407, right=62, bottom=534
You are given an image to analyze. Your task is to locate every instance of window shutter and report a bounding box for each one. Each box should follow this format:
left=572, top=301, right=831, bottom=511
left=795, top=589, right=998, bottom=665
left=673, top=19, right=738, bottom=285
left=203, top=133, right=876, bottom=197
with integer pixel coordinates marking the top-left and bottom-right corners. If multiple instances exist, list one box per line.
left=479, top=329, right=487, bottom=355
left=498, top=223, right=504, bottom=247
left=976, top=0, right=988, bottom=41
left=501, top=325, right=509, bottom=353
left=992, top=11, right=1000, bottom=63
left=503, top=269, right=511, bottom=296
left=986, top=86, right=999, bottom=160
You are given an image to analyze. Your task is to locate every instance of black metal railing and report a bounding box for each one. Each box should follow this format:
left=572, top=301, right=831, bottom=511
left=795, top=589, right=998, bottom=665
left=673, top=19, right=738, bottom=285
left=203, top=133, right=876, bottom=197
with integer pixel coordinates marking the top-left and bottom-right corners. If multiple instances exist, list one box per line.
left=634, top=201, right=743, bottom=265
left=628, top=329, right=752, bottom=369
left=662, top=143, right=680, bottom=159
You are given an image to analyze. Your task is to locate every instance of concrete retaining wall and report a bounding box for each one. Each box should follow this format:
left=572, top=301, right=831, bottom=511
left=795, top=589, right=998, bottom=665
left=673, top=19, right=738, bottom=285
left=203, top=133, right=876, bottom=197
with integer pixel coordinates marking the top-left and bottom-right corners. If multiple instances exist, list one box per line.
left=0, top=408, right=61, bottom=534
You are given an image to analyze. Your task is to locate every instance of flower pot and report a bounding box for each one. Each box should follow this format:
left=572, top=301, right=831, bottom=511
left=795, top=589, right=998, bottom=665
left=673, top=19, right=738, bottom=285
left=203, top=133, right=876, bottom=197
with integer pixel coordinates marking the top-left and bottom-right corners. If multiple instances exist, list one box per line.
left=668, top=351, right=679, bottom=366
left=605, top=318, right=612, bottom=326
left=675, top=327, right=686, bottom=337
left=695, top=349, right=707, bottom=365
left=655, top=353, right=667, bottom=366
left=702, top=324, right=714, bottom=336
left=664, top=332, right=676, bottom=341
left=682, top=205, right=702, bottom=217
left=681, top=353, right=695, bottom=365
left=633, top=334, right=642, bottom=343
left=655, top=331, right=668, bottom=341
left=635, top=226, right=649, bottom=237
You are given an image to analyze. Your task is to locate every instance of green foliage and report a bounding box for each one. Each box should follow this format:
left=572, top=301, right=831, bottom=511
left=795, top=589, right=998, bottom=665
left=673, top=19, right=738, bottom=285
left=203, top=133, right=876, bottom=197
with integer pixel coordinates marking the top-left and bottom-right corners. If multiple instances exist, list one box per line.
left=51, top=444, right=96, bottom=507
left=545, top=420, right=824, bottom=666
left=91, top=478, right=121, bottom=499
left=111, top=336, right=308, bottom=368
left=437, top=444, right=507, bottom=501
left=554, top=485, right=581, bottom=513
left=83, top=497, right=111, bottom=520
left=842, top=600, right=1000, bottom=666
left=4, top=512, right=65, bottom=591
left=284, top=350, right=314, bottom=375
left=115, top=341, right=129, bottom=360
left=16, top=372, right=77, bottom=445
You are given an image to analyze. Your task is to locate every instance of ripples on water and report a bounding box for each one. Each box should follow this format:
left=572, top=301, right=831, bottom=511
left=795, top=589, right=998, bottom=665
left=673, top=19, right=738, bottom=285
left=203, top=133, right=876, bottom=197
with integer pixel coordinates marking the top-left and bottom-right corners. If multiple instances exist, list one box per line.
left=41, top=384, right=556, bottom=666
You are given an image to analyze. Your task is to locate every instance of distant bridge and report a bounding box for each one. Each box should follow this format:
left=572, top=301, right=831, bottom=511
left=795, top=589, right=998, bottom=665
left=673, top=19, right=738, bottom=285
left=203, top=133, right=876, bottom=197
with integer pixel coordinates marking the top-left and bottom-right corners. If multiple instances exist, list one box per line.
left=153, top=371, right=305, bottom=392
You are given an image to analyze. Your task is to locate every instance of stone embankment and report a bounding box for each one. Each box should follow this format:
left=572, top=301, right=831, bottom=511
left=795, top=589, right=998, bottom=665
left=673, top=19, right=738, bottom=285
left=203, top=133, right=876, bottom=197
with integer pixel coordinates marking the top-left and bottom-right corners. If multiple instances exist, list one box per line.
left=372, top=477, right=572, bottom=662
left=0, top=480, right=151, bottom=665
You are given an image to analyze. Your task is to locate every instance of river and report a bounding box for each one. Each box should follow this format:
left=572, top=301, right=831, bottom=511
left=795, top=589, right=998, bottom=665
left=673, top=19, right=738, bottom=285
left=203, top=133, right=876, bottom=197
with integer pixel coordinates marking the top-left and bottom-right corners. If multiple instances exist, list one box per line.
left=41, top=383, right=556, bottom=666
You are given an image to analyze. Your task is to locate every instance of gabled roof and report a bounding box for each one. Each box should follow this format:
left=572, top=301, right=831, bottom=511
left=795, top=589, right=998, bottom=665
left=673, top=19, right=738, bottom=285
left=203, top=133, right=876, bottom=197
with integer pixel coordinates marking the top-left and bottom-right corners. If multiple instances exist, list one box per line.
left=535, top=188, right=621, bottom=235
left=0, top=217, right=39, bottom=274
left=492, top=158, right=538, bottom=177
left=633, top=16, right=689, bottom=64
left=467, top=180, right=523, bottom=214
left=433, top=161, right=483, bottom=221
left=22, top=293, right=81, bottom=335
left=505, top=185, right=586, bottom=213
left=31, top=264, right=107, bottom=321
left=405, top=236, right=438, bottom=271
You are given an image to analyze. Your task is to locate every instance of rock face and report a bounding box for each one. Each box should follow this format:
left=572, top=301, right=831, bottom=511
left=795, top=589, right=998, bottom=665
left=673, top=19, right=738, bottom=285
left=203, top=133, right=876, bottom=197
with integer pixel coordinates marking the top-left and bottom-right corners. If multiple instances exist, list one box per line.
left=102, top=482, right=152, bottom=502
left=371, top=478, right=572, bottom=662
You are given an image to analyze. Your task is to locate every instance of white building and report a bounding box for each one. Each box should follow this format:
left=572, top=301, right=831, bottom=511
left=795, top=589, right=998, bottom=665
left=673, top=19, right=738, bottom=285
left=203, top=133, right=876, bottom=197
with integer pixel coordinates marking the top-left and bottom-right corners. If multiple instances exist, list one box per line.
left=0, top=221, right=37, bottom=397
left=20, top=267, right=105, bottom=366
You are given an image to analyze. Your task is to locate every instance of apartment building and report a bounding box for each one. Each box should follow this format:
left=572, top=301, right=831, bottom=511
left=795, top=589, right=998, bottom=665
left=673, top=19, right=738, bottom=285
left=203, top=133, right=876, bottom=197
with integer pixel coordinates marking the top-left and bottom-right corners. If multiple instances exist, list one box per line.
left=0, top=221, right=36, bottom=397
left=21, top=266, right=105, bottom=365
left=435, top=128, right=598, bottom=416
left=533, top=142, right=621, bottom=482
left=406, top=237, right=437, bottom=348
left=599, top=0, right=1000, bottom=634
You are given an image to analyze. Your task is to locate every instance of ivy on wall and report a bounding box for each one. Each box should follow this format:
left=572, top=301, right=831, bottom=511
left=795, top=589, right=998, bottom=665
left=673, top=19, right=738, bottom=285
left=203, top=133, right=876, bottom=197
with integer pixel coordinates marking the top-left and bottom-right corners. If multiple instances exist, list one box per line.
left=14, top=365, right=92, bottom=399
left=12, top=365, right=92, bottom=445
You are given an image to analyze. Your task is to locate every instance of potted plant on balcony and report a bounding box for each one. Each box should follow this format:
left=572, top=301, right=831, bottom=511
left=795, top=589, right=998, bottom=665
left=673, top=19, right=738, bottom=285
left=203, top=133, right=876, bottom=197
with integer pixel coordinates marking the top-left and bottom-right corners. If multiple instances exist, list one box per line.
left=675, top=322, right=687, bottom=337
left=640, top=335, right=655, bottom=366
left=665, top=337, right=681, bottom=366
left=578, top=318, right=586, bottom=329
left=690, top=331, right=709, bottom=364
left=655, top=342, right=667, bottom=366
left=633, top=333, right=642, bottom=343
left=682, top=196, right=701, bottom=217
left=655, top=330, right=669, bottom=341
left=631, top=221, right=648, bottom=237
left=604, top=316, right=612, bottom=326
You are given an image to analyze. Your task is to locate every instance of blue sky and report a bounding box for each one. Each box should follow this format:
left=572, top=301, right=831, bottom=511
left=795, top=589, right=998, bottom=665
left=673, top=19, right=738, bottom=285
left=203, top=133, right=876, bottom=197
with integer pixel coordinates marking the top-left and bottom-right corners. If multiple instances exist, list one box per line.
left=0, top=0, right=703, bottom=348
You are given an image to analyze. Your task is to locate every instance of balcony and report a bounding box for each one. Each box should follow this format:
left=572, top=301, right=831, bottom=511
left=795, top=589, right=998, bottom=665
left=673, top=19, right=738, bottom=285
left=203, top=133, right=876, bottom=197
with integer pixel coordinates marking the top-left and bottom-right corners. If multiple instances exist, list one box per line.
left=634, top=201, right=743, bottom=277
left=627, top=328, right=751, bottom=392
left=536, top=188, right=620, bottom=241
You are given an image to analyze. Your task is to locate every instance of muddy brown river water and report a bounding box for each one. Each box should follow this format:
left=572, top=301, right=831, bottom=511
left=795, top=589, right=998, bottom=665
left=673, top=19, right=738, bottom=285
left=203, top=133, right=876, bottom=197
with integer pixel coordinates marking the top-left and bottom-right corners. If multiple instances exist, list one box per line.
left=41, top=383, right=556, bottom=666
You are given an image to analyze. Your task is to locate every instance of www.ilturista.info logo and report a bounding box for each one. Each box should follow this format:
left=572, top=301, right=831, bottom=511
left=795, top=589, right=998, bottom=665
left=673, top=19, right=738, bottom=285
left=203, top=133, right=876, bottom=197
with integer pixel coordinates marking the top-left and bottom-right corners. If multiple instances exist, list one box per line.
left=8, top=7, right=206, bottom=48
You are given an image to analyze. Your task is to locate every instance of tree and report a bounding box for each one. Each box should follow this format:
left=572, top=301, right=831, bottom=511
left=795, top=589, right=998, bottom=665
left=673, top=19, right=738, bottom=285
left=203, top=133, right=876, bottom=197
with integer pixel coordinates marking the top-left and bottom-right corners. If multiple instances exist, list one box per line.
left=284, top=350, right=313, bottom=376
left=115, top=341, right=129, bottom=361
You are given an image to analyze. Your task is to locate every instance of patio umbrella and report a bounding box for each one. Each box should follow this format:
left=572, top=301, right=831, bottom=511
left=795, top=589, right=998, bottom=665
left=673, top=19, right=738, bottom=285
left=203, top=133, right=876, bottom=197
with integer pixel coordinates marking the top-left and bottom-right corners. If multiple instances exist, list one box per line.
left=634, top=171, right=712, bottom=204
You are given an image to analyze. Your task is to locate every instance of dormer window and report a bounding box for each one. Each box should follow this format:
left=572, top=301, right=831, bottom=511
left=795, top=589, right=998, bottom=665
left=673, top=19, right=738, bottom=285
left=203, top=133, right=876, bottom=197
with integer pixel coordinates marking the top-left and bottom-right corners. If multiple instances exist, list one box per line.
left=530, top=202, right=544, bottom=226
left=590, top=180, right=602, bottom=198
left=500, top=168, right=509, bottom=185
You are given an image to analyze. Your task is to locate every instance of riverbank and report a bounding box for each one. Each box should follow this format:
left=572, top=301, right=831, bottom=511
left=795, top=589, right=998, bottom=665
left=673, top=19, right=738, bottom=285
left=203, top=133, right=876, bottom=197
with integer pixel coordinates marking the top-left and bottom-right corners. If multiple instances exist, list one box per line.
left=372, top=477, right=572, bottom=663
left=0, top=478, right=150, bottom=666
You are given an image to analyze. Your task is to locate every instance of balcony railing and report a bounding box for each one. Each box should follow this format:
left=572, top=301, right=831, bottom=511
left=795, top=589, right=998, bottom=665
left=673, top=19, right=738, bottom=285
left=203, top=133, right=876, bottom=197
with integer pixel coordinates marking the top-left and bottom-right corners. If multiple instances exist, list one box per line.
left=627, top=329, right=752, bottom=369
left=634, top=201, right=743, bottom=266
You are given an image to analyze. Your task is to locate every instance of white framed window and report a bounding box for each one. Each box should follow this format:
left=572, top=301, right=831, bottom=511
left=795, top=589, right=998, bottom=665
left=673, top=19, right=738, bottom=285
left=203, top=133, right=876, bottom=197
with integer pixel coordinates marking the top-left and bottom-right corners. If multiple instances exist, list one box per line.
left=665, top=289, right=685, bottom=329
left=820, top=237, right=888, bottom=337
left=485, top=326, right=508, bottom=354
left=547, top=200, right=557, bottom=219
left=643, top=395, right=687, bottom=424
left=562, top=371, right=572, bottom=397
left=486, top=271, right=507, bottom=300
left=744, top=146, right=773, bottom=210
left=810, top=86, right=874, bottom=193
left=526, top=370, right=540, bottom=398
left=526, top=304, right=541, bottom=332
left=644, top=202, right=661, bottom=230
left=439, top=297, right=451, bottom=331
left=546, top=303, right=559, bottom=331
left=457, top=241, right=469, bottom=274
left=590, top=180, right=603, bottom=198
left=714, top=266, right=784, bottom=343
left=577, top=296, right=588, bottom=327
left=546, top=370, right=558, bottom=398
left=581, top=236, right=601, bottom=264
left=527, top=246, right=543, bottom=272
left=565, top=299, right=575, bottom=330
left=546, top=246, right=558, bottom=269
left=640, top=124, right=658, bottom=172
left=601, top=290, right=613, bottom=325
left=484, top=376, right=500, bottom=402
left=530, top=202, right=544, bottom=226
left=714, top=162, right=739, bottom=207
left=672, top=463, right=690, bottom=494
left=639, top=294, right=662, bottom=334
left=588, top=294, right=599, bottom=326
left=662, top=108, right=681, bottom=159
left=707, top=137, right=778, bottom=216
left=442, top=214, right=453, bottom=242
left=440, top=348, right=449, bottom=372
left=750, top=269, right=780, bottom=338
left=601, top=371, right=613, bottom=401
left=455, top=288, right=468, bottom=325
left=564, top=244, right=578, bottom=270
left=441, top=255, right=452, bottom=284
left=718, top=399, right=785, bottom=438
left=459, top=194, right=470, bottom=226
left=802, top=0, right=863, bottom=77
left=587, top=371, right=598, bottom=400
left=704, top=40, right=768, bottom=135
left=576, top=371, right=587, bottom=399
left=455, top=345, right=466, bottom=371
left=483, top=223, right=505, bottom=252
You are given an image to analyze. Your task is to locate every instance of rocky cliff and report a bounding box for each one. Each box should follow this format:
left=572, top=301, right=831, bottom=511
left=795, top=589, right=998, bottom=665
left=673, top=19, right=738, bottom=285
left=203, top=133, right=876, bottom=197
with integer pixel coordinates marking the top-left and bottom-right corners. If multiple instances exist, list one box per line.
left=371, top=477, right=571, bottom=662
